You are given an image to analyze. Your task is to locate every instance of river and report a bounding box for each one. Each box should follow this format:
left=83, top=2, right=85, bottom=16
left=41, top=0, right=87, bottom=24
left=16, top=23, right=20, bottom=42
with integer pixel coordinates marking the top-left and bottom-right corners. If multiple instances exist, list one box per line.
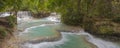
left=17, top=12, right=120, bottom=48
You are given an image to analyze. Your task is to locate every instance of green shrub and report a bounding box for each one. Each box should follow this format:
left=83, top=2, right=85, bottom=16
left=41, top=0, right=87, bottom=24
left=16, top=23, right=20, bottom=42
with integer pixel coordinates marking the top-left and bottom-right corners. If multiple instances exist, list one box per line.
left=83, top=19, right=98, bottom=33
left=61, top=12, right=84, bottom=26
left=0, top=26, right=7, bottom=38
left=98, top=26, right=114, bottom=34
left=7, top=15, right=16, bottom=28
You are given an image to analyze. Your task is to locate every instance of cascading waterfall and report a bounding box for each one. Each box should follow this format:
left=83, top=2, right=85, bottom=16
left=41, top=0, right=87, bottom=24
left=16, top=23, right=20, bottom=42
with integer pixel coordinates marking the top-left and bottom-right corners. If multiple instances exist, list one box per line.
left=17, top=11, right=33, bottom=23
left=0, top=12, right=11, bottom=17
left=77, top=31, right=120, bottom=48
left=17, top=12, right=120, bottom=48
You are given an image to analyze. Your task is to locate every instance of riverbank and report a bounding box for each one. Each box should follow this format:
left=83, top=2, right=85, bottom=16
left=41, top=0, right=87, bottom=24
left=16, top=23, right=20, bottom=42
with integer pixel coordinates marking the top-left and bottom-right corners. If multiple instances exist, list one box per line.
left=83, top=17, right=120, bottom=42
left=0, top=16, right=17, bottom=48
left=6, top=13, right=120, bottom=48
left=82, top=36, right=97, bottom=48
left=1, top=36, right=19, bottom=48
left=16, top=15, right=98, bottom=48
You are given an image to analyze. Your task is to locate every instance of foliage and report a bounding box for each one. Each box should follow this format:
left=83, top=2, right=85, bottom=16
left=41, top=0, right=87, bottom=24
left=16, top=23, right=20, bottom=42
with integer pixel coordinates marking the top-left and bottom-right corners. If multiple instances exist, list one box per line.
left=47, top=0, right=84, bottom=25
left=0, top=0, right=22, bottom=12
left=47, top=0, right=115, bottom=25
left=0, top=0, right=120, bottom=35
left=0, top=26, right=7, bottom=38
left=7, top=15, right=16, bottom=28
left=112, top=0, right=120, bottom=17
left=98, top=26, right=113, bottom=34
left=20, top=0, right=49, bottom=14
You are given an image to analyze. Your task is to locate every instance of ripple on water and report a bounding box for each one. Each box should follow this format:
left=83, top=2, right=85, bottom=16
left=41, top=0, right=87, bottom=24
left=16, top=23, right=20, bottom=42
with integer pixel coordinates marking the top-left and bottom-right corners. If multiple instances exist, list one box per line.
left=22, top=32, right=95, bottom=48
left=18, top=15, right=120, bottom=48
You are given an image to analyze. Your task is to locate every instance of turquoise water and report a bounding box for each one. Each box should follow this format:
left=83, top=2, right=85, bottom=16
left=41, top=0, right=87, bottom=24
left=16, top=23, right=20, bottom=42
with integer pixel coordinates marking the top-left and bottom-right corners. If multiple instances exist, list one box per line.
left=28, top=25, right=56, bottom=37
left=18, top=20, right=54, bottom=30
left=18, top=16, right=95, bottom=48
left=18, top=16, right=120, bottom=48
left=23, top=32, right=94, bottom=48
left=51, top=34, right=93, bottom=48
left=20, top=25, right=59, bottom=40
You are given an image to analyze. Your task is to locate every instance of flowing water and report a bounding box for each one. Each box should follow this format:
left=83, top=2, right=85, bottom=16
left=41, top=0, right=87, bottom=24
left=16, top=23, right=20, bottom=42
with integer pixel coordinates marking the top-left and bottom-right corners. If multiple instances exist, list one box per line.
left=17, top=12, right=120, bottom=48
left=0, top=12, right=11, bottom=17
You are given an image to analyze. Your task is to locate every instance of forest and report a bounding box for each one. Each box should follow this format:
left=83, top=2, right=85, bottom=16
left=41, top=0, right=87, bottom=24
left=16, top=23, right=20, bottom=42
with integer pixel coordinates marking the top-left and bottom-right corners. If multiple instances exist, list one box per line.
left=0, top=0, right=120, bottom=48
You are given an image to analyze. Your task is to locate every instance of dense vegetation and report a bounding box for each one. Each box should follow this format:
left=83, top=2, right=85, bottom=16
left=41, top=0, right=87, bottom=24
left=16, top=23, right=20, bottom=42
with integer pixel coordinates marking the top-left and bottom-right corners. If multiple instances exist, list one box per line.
left=0, top=26, right=7, bottom=39
left=46, top=0, right=120, bottom=40
left=7, top=16, right=17, bottom=28
left=0, top=0, right=120, bottom=43
left=0, top=15, right=16, bottom=48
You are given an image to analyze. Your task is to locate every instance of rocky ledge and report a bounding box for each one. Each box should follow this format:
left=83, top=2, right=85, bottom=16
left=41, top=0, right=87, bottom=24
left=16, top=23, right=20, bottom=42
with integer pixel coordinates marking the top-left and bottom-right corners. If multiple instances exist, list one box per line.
left=0, top=16, right=17, bottom=48
left=84, top=19, right=120, bottom=42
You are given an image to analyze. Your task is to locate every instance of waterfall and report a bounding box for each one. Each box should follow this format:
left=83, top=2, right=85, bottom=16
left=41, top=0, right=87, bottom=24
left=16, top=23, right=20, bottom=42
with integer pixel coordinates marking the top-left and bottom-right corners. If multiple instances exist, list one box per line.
left=21, top=31, right=120, bottom=48
left=0, top=12, right=11, bottom=17
left=17, top=12, right=120, bottom=48
left=17, top=11, right=32, bottom=23
left=76, top=31, right=120, bottom=48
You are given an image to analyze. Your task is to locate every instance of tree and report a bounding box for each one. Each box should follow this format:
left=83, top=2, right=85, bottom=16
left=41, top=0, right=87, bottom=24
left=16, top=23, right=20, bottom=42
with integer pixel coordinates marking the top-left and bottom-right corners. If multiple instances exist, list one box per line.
left=95, top=0, right=113, bottom=18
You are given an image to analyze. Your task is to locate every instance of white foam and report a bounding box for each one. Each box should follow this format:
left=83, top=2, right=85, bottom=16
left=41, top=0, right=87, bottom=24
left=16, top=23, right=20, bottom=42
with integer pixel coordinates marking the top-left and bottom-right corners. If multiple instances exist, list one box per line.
left=76, top=31, right=120, bottom=48
left=0, top=12, right=11, bottom=17
left=22, top=32, right=68, bottom=48
left=19, top=24, right=55, bottom=36
left=17, top=12, right=60, bottom=24
left=17, top=16, right=33, bottom=23
left=17, top=11, right=33, bottom=23
left=18, top=24, right=46, bottom=36
left=17, top=12, right=120, bottom=48
left=46, top=15, right=60, bottom=23
left=21, top=30, right=120, bottom=48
